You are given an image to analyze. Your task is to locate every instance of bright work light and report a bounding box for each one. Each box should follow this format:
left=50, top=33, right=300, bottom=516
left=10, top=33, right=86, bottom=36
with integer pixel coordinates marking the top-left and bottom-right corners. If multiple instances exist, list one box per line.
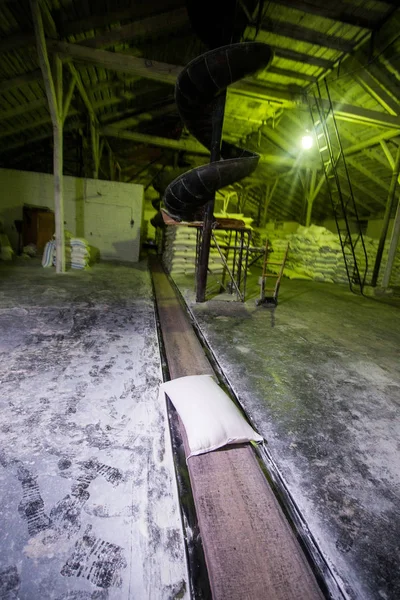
left=301, top=135, right=313, bottom=150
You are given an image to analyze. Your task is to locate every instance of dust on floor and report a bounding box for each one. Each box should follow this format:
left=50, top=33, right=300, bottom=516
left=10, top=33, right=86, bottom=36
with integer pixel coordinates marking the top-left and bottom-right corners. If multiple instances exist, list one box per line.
left=0, top=261, right=188, bottom=600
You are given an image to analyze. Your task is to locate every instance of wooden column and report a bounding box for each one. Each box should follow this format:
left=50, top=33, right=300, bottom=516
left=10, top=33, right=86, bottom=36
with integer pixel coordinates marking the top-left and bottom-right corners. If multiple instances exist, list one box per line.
left=262, top=178, right=279, bottom=226
left=372, top=146, right=400, bottom=286
left=304, top=170, right=325, bottom=227
left=382, top=197, right=400, bottom=288
left=90, top=118, right=100, bottom=178
left=305, top=169, right=316, bottom=227
left=108, top=145, right=115, bottom=181
left=31, top=0, right=65, bottom=272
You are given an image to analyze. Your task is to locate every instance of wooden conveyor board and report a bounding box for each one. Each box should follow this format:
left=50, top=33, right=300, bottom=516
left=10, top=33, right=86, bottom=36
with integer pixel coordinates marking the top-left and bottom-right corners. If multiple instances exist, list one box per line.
left=150, top=257, right=325, bottom=600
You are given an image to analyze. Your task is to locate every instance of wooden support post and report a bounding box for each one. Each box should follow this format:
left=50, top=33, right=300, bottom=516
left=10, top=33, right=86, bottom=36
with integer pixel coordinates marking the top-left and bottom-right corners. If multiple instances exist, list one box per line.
left=68, top=63, right=119, bottom=182
left=196, top=91, right=226, bottom=303
left=62, top=75, right=76, bottom=124
left=90, top=118, right=100, bottom=178
left=31, top=0, right=65, bottom=273
left=108, top=145, right=115, bottom=181
left=372, top=146, right=400, bottom=286
left=382, top=197, right=400, bottom=288
left=305, top=169, right=317, bottom=227
left=262, top=178, right=279, bottom=226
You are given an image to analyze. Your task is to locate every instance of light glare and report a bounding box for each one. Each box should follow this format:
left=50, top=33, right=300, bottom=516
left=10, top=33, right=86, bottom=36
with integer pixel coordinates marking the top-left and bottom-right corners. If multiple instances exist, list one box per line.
left=301, top=135, right=313, bottom=150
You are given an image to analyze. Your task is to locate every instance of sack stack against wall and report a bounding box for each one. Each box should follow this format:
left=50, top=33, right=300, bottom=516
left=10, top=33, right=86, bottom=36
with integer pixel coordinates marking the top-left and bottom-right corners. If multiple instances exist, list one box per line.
left=163, top=214, right=252, bottom=277
left=258, top=224, right=400, bottom=287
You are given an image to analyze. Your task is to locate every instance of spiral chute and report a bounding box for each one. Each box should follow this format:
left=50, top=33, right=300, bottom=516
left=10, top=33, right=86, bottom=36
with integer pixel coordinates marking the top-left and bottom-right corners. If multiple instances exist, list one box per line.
left=163, top=42, right=273, bottom=222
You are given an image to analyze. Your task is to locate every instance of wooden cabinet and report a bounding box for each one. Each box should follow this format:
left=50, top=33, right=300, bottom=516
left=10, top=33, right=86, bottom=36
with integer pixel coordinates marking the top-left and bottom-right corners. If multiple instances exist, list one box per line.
left=23, top=206, right=55, bottom=252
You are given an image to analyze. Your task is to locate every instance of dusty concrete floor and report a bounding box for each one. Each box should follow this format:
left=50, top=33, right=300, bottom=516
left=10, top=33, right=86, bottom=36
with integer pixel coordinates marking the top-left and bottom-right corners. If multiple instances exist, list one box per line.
left=175, top=274, right=400, bottom=600
left=0, top=261, right=188, bottom=600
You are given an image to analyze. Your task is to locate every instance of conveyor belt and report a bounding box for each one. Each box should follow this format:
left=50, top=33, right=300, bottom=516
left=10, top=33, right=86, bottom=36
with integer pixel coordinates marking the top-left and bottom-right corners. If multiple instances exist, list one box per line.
left=151, top=257, right=325, bottom=600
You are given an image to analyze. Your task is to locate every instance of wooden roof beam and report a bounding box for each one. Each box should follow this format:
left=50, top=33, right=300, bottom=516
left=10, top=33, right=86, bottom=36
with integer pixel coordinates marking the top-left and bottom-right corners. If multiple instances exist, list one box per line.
left=315, top=99, right=400, bottom=129
left=345, top=130, right=400, bottom=155
left=259, top=20, right=355, bottom=53
left=100, top=126, right=208, bottom=155
left=0, top=97, right=47, bottom=122
left=350, top=56, right=400, bottom=116
left=261, top=127, right=296, bottom=156
left=58, top=0, right=183, bottom=36
left=43, top=43, right=400, bottom=130
left=354, top=70, right=399, bottom=116
left=0, top=93, right=148, bottom=139
left=266, top=0, right=380, bottom=30
left=101, top=126, right=305, bottom=167
left=268, top=65, right=316, bottom=83
left=0, top=32, right=35, bottom=54
left=272, top=46, right=333, bottom=69
left=47, top=40, right=182, bottom=85
left=104, top=104, right=176, bottom=130
left=345, top=175, right=386, bottom=208
left=0, top=120, right=83, bottom=154
left=0, top=68, right=42, bottom=93
left=346, top=157, right=389, bottom=192
left=80, top=8, right=188, bottom=50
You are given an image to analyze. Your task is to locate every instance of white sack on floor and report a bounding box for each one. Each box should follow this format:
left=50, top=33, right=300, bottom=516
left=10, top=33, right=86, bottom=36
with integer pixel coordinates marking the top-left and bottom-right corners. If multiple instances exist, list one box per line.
left=160, top=374, right=262, bottom=458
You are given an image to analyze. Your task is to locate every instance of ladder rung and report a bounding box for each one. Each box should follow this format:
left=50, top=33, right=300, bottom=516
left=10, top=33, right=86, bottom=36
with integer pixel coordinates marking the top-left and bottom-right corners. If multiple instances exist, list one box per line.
left=267, top=262, right=283, bottom=266
left=319, top=146, right=328, bottom=152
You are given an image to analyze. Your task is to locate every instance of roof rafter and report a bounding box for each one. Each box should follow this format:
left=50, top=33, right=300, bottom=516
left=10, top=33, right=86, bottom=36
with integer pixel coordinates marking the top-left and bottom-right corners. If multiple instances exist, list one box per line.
left=266, top=0, right=380, bottom=30
left=80, top=8, right=188, bottom=50
left=58, top=0, right=183, bottom=37
left=346, top=157, right=389, bottom=191
left=259, top=20, right=355, bottom=52
left=272, top=46, right=333, bottom=69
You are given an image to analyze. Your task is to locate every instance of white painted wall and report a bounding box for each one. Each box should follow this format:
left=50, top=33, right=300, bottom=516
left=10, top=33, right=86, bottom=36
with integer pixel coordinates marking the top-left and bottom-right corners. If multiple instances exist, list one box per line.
left=0, top=168, right=144, bottom=262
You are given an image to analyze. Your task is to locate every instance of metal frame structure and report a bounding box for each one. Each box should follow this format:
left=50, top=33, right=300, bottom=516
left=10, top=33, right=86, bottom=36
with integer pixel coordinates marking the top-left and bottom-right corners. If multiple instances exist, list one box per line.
left=195, top=220, right=253, bottom=302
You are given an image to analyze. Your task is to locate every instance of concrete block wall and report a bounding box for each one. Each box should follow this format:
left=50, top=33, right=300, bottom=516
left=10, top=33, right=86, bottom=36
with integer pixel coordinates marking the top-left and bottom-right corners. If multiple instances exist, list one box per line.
left=0, top=168, right=144, bottom=262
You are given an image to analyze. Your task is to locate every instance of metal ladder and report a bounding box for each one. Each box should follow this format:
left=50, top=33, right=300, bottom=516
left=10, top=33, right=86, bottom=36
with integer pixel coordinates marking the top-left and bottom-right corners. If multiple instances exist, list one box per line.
left=307, top=79, right=368, bottom=293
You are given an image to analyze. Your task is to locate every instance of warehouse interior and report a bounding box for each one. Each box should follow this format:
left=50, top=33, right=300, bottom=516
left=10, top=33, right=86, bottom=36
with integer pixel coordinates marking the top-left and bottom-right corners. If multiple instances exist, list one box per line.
left=1, top=1, right=400, bottom=599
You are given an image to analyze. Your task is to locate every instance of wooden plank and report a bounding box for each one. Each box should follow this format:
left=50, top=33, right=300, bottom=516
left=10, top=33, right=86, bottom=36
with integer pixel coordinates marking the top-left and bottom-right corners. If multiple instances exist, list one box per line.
left=151, top=258, right=325, bottom=600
